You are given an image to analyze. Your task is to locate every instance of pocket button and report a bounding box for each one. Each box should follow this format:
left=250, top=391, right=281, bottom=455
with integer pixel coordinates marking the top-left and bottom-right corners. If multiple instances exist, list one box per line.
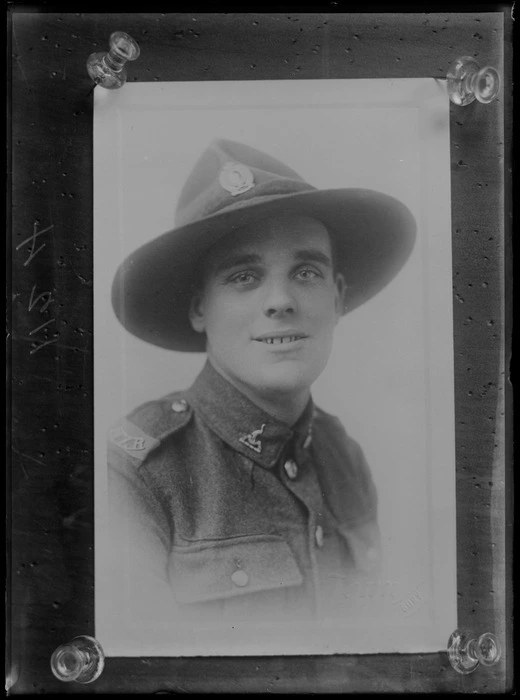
left=231, top=569, right=249, bottom=587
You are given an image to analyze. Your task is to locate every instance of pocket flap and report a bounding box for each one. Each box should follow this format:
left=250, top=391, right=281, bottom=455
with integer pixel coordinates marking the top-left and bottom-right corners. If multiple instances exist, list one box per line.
left=170, top=534, right=303, bottom=604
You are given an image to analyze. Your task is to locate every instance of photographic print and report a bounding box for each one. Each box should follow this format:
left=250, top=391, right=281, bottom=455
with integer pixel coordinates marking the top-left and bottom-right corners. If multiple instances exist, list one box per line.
left=94, top=78, right=457, bottom=656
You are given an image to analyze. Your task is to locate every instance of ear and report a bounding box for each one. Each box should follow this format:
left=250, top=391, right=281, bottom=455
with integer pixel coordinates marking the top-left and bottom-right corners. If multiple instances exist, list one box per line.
left=189, top=291, right=206, bottom=333
left=333, top=273, right=347, bottom=320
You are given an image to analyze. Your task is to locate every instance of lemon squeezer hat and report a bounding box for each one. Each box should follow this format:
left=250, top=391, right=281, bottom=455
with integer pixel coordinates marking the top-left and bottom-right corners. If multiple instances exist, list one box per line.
left=112, top=138, right=417, bottom=352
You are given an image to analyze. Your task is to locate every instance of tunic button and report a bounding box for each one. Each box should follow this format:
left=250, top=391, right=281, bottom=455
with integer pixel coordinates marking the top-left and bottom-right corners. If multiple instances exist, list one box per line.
left=284, top=459, right=298, bottom=480
left=231, top=570, right=249, bottom=587
left=171, top=399, right=188, bottom=413
left=315, top=525, right=324, bottom=548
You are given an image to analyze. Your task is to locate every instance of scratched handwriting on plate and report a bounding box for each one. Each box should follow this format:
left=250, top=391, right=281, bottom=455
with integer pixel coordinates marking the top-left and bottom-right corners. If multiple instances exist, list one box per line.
left=15, top=222, right=57, bottom=355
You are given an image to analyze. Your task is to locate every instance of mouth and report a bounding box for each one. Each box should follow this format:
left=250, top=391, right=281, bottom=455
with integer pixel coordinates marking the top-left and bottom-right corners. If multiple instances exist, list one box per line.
left=254, top=334, right=307, bottom=345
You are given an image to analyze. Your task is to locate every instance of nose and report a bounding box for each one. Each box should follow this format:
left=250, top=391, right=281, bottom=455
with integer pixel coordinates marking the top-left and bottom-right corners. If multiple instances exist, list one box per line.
left=263, top=278, right=296, bottom=318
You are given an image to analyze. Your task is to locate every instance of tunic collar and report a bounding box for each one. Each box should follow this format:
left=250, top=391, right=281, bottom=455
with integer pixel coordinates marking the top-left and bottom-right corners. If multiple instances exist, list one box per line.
left=187, top=361, right=315, bottom=469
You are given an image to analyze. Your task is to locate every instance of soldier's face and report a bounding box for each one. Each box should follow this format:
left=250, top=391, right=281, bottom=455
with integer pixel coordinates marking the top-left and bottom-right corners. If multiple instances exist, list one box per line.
left=189, top=214, right=344, bottom=401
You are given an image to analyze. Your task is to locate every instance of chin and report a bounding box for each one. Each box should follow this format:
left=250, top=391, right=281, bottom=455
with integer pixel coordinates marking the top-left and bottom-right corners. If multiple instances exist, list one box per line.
left=254, top=362, right=320, bottom=397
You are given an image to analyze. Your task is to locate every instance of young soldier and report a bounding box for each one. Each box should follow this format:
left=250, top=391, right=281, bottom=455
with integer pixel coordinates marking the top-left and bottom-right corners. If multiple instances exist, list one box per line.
left=107, top=139, right=416, bottom=635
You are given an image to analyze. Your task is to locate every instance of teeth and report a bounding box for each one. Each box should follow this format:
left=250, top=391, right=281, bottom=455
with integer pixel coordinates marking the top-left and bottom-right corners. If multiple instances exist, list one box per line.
left=261, top=336, right=301, bottom=344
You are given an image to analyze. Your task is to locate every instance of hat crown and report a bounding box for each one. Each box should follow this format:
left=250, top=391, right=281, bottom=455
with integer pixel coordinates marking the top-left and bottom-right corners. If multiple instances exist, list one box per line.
left=175, top=139, right=316, bottom=228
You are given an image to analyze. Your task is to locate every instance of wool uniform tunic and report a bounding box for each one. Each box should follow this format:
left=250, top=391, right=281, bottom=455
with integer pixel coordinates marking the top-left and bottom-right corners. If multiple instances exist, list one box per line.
left=107, top=361, right=381, bottom=637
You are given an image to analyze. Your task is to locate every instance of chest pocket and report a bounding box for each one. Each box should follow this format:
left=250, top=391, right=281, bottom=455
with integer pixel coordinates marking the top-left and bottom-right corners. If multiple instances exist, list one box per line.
left=169, top=534, right=303, bottom=604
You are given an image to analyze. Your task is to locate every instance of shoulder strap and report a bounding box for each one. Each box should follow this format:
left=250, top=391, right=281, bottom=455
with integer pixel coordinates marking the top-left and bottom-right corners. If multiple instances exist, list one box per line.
left=108, top=392, right=193, bottom=469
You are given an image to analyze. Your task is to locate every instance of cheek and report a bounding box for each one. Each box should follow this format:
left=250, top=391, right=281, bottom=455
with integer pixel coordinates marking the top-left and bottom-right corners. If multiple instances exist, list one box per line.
left=204, top=294, right=254, bottom=336
left=303, top=289, right=339, bottom=324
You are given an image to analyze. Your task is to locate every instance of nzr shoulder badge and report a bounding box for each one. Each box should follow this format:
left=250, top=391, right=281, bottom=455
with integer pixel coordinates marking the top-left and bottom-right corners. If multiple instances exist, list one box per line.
left=108, top=418, right=160, bottom=463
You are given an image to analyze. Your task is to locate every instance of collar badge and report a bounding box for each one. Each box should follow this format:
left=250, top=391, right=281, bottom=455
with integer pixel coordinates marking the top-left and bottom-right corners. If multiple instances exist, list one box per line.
left=239, top=423, right=266, bottom=454
left=219, top=162, right=255, bottom=196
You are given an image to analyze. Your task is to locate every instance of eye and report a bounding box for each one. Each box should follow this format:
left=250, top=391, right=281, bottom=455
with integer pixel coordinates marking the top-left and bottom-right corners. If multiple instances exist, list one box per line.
left=228, top=270, right=260, bottom=287
left=294, top=267, right=322, bottom=281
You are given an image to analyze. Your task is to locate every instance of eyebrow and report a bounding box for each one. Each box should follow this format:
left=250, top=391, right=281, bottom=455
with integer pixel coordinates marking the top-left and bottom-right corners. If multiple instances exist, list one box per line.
left=213, top=248, right=332, bottom=275
left=213, top=253, right=262, bottom=275
left=294, top=248, right=333, bottom=268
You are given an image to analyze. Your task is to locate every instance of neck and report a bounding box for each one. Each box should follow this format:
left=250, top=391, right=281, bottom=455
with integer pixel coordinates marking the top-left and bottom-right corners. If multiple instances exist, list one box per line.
left=208, top=359, right=310, bottom=427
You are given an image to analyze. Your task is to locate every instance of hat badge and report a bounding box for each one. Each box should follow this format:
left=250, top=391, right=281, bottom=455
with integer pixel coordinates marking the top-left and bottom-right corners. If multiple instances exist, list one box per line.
left=218, top=161, right=255, bottom=196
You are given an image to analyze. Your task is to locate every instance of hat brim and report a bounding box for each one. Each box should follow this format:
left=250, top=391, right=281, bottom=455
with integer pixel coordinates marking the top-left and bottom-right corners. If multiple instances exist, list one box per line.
left=111, top=188, right=417, bottom=352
